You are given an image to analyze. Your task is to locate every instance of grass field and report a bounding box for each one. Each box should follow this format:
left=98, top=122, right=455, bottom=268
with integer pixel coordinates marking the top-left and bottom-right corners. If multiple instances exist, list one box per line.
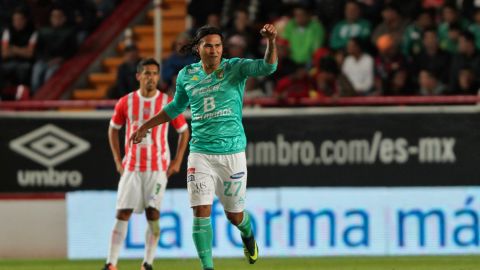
left=1, top=256, right=479, bottom=270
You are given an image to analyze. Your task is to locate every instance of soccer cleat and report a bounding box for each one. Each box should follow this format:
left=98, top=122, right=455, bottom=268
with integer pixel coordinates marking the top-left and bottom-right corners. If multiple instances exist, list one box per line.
left=141, top=262, right=153, bottom=270
left=102, top=263, right=117, bottom=270
left=241, top=234, right=259, bottom=264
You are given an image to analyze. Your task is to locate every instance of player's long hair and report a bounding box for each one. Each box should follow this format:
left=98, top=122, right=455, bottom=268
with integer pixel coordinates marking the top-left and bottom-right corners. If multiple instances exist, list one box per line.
left=180, top=26, right=224, bottom=57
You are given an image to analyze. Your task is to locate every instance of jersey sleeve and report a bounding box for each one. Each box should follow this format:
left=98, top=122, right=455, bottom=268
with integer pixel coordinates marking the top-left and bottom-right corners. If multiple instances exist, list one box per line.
left=110, top=97, right=126, bottom=129
left=2, top=29, right=9, bottom=47
left=163, top=68, right=190, bottom=119
left=237, top=58, right=277, bottom=78
left=168, top=96, right=189, bottom=133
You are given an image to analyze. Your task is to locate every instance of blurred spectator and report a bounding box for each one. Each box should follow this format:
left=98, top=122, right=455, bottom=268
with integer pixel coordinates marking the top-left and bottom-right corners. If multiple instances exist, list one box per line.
left=281, top=4, right=325, bottom=65
left=374, top=34, right=407, bottom=95
left=224, top=9, right=258, bottom=57
left=1, top=7, right=36, bottom=90
left=274, top=65, right=315, bottom=100
left=112, top=44, right=140, bottom=98
left=313, top=0, right=345, bottom=31
left=69, top=0, right=98, bottom=44
left=455, top=67, right=479, bottom=94
left=161, top=32, right=196, bottom=89
left=449, top=31, right=480, bottom=92
left=221, top=0, right=259, bottom=26
left=206, top=13, right=221, bottom=28
left=388, top=69, right=413, bottom=95
left=187, top=0, right=223, bottom=29
left=342, top=38, right=374, bottom=95
left=0, top=1, right=24, bottom=29
left=401, top=8, right=435, bottom=57
left=357, top=0, right=384, bottom=26
left=371, top=4, right=408, bottom=51
left=438, top=4, right=469, bottom=53
left=226, top=34, right=248, bottom=58
left=262, top=38, right=297, bottom=95
left=411, top=28, right=451, bottom=84
left=31, top=6, right=77, bottom=92
left=314, top=56, right=355, bottom=97
left=418, top=69, right=446, bottom=95
left=468, top=8, right=480, bottom=50
left=329, top=0, right=371, bottom=50
left=94, top=0, right=116, bottom=22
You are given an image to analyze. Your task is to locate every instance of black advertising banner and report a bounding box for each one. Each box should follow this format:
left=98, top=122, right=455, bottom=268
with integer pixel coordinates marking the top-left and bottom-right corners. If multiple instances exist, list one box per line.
left=1, top=110, right=480, bottom=192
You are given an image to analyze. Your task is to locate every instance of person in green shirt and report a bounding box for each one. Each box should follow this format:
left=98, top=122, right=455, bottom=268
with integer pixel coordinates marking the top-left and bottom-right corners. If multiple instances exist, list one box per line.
left=130, top=25, right=278, bottom=270
left=329, top=0, right=371, bottom=50
left=282, top=4, right=324, bottom=64
left=401, top=9, right=434, bottom=58
left=438, top=4, right=469, bottom=53
left=468, top=8, right=480, bottom=50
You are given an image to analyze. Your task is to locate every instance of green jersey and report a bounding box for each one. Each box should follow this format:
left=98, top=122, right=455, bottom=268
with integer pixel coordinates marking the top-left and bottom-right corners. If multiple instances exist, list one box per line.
left=164, top=58, right=277, bottom=154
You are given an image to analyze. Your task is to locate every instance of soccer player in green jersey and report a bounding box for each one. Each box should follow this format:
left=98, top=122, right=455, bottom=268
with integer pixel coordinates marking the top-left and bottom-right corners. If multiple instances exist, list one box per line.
left=130, top=24, right=277, bottom=270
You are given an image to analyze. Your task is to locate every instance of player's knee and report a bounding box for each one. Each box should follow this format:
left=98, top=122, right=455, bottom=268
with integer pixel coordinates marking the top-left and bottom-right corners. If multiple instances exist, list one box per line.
left=146, top=207, right=160, bottom=220
left=116, top=209, right=133, bottom=220
left=193, top=205, right=211, bottom=217
left=225, top=211, right=243, bottom=225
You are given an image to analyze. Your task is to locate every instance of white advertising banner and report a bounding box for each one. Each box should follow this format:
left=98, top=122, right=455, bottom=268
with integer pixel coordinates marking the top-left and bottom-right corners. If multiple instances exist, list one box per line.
left=67, top=187, right=480, bottom=258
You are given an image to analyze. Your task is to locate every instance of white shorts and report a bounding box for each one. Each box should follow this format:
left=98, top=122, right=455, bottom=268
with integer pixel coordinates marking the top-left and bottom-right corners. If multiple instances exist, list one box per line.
left=187, top=152, right=247, bottom=212
left=116, top=171, right=167, bottom=214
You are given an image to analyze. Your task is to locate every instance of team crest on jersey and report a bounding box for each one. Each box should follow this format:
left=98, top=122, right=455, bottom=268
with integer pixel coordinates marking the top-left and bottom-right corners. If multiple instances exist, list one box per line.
left=215, top=68, right=224, bottom=79
left=191, top=75, right=199, bottom=81
left=143, top=108, right=151, bottom=115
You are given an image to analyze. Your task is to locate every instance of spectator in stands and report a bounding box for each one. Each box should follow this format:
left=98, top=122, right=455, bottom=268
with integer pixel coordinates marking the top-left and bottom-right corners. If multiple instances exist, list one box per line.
left=401, top=8, right=435, bottom=58
left=342, top=38, right=374, bottom=95
left=412, top=28, right=451, bottom=84
left=281, top=4, right=325, bottom=65
left=31, top=6, right=77, bottom=92
left=1, top=7, right=36, bottom=90
left=455, top=67, right=479, bottom=94
left=418, top=69, right=446, bottom=96
left=374, top=34, right=407, bottom=95
left=187, top=0, right=223, bottom=29
left=274, top=64, right=314, bottom=100
left=438, top=4, right=469, bottom=53
left=113, top=44, right=140, bottom=98
left=224, top=9, right=258, bottom=57
left=388, top=69, right=414, bottom=96
left=371, top=4, right=408, bottom=51
left=449, top=31, right=480, bottom=92
left=261, top=38, right=297, bottom=96
left=314, top=56, right=355, bottom=97
left=69, top=0, right=98, bottom=44
left=329, top=0, right=371, bottom=50
left=468, top=8, right=480, bottom=50
left=161, top=32, right=196, bottom=89
left=313, top=0, right=345, bottom=31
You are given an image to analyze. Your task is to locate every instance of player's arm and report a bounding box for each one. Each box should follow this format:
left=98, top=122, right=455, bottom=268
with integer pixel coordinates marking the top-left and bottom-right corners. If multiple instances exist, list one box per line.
left=238, top=24, right=278, bottom=77
left=108, top=127, right=124, bottom=175
left=109, top=99, right=126, bottom=174
left=261, top=24, right=278, bottom=65
left=167, top=127, right=190, bottom=177
left=131, top=70, right=190, bottom=144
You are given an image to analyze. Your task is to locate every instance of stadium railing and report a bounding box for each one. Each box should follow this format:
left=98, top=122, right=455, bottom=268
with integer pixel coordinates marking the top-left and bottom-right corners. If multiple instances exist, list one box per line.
left=1, top=95, right=480, bottom=110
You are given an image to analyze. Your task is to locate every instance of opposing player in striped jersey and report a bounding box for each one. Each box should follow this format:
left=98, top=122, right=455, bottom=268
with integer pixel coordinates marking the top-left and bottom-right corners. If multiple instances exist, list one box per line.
left=130, top=25, right=277, bottom=270
left=103, top=58, right=190, bottom=270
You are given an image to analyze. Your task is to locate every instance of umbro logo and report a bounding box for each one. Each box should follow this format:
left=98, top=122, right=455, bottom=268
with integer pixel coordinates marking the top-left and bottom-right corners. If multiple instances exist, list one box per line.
left=9, top=124, right=90, bottom=168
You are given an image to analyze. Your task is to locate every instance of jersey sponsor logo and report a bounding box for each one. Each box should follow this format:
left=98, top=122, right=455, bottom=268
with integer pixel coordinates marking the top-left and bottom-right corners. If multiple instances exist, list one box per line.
left=192, top=108, right=233, bottom=121
left=187, top=67, right=199, bottom=74
left=230, top=171, right=245, bottom=179
left=9, top=124, right=90, bottom=188
left=192, top=83, right=221, bottom=96
left=187, top=167, right=196, bottom=174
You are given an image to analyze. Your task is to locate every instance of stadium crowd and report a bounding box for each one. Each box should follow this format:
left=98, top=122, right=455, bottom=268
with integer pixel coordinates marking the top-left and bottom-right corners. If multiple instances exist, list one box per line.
left=184, top=0, right=480, bottom=101
left=1, top=0, right=480, bottom=102
left=0, top=0, right=118, bottom=100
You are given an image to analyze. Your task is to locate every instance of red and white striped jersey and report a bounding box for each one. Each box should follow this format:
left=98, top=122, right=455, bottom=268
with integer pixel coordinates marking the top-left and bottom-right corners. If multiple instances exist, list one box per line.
left=110, top=90, right=188, bottom=172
